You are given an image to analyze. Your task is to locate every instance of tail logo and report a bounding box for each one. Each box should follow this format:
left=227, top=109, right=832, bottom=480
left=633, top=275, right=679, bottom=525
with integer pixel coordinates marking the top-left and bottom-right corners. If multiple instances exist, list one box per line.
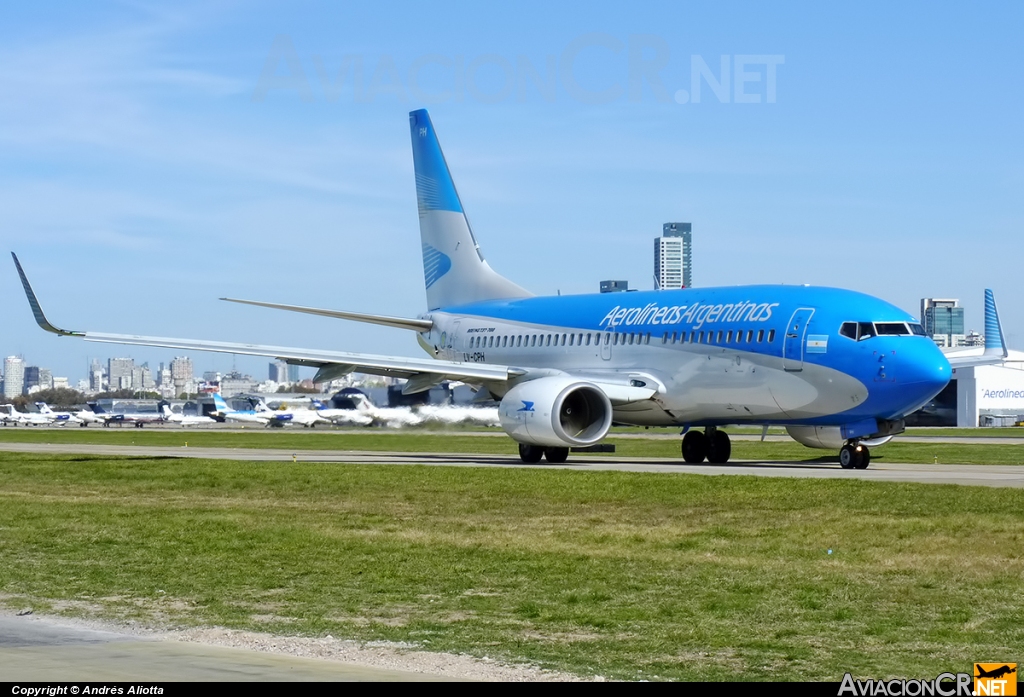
left=422, top=243, right=452, bottom=289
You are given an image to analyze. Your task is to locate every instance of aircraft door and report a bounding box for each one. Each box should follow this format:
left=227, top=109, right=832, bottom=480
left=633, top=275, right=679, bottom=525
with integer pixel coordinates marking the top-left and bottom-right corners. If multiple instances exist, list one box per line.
left=446, top=320, right=461, bottom=361
left=783, top=308, right=815, bottom=371
left=601, top=331, right=612, bottom=360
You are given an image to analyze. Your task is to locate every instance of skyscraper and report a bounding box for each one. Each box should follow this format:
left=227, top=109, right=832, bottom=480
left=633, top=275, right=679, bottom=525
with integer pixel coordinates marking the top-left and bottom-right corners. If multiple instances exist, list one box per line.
left=108, top=358, right=134, bottom=391
left=170, top=356, right=194, bottom=396
left=655, top=222, right=692, bottom=289
left=921, top=298, right=965, bottom=348
left=3, top=356, right=25, bottom=399
left=269, top=360, right=289, bottom=382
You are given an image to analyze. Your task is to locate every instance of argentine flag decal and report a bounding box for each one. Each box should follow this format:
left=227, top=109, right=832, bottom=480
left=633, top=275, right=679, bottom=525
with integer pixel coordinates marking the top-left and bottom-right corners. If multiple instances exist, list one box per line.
left=806, top=335, right=829, bottom=354
left=422, top=243, right=452, bottom=289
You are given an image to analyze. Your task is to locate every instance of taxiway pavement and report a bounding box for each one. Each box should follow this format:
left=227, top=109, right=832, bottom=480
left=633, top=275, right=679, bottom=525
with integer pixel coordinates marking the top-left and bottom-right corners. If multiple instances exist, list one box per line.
left=1, top=442, right=1021, bottom=488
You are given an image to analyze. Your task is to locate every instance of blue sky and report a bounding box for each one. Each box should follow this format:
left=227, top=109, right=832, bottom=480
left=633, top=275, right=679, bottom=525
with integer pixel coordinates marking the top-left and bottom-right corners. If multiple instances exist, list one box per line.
left=2, top=1, right=1021, bottom=382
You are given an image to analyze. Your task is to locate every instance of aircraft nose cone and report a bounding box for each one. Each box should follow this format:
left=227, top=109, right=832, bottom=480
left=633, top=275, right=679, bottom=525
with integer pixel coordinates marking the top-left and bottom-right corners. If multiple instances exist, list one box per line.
left=899, top=340, right=952, bottom=409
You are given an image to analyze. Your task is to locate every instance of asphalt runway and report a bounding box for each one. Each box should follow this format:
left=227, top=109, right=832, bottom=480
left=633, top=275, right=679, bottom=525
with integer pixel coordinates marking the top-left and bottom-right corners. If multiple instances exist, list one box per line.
left=0, top=614, right=452, bottom=681
left=1, top=441, right=1022, bottom=487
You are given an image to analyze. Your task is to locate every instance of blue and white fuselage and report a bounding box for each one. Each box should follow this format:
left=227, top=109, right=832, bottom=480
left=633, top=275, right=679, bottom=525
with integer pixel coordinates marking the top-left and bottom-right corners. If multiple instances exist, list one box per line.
left=420, top=285, right=950, bottom=430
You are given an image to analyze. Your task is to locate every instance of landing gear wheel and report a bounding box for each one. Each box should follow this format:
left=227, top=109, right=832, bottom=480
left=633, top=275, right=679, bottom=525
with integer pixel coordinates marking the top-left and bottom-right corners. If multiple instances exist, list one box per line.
left=839, top=443, right=869, bottom=469
left=544, top=447, right=569, bottom=463
left=707, top=430, right=732, bottom=464
left=681, top=430, right=708, bottom=463
left=518, top=443, right=544, bottom=463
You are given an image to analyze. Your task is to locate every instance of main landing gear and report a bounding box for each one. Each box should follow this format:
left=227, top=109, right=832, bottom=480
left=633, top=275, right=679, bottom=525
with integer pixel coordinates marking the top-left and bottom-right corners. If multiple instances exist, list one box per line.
left=518, top=443, right=569, bottom=464
left=839, top=441, right=870, bottom=469
left=681, top=427, right=731, bottom=464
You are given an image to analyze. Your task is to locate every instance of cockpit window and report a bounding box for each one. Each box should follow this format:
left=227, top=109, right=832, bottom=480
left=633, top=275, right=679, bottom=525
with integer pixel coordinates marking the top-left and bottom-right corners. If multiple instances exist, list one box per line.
left=875, top=322, right=912, bottom=336
left=841, top=321, right=882, bottom=341
left=909, top=323, right=926, bottom=336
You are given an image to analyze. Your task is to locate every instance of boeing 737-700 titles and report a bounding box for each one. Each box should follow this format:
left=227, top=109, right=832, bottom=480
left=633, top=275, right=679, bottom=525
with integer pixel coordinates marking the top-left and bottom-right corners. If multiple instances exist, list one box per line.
left=12, top=109, right=1009, bottom=468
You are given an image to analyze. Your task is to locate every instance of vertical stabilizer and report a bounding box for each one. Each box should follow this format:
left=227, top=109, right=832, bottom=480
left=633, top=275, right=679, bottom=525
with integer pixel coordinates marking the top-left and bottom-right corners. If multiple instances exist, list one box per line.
left=983, top=289, right=1008, bottom=358
left=409, top=109, right=532, bottom=310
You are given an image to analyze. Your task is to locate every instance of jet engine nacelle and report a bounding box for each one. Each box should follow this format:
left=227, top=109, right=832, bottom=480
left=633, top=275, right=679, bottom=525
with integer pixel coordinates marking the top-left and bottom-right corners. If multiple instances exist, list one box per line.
left=785, top=425, right=893, bottom=450
left=499, top=376, right=613, bottom=448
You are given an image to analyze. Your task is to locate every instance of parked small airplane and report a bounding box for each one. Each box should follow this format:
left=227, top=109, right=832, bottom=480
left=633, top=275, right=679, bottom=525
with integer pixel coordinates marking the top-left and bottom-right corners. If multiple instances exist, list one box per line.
left=0, top=404, right=27, bottom=426
left=12, top=109, right=1009, bottom=467
left=88, top=401, right=167, bottom=428
left=35, top=402, right=82, bottom=426
left=159, top=403, right=215, bottom=427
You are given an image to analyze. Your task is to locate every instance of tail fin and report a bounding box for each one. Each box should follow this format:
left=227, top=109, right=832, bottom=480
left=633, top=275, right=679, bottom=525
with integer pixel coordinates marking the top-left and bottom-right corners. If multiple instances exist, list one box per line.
left=87, top=401, right=106, bottom=414
left=35, top=402, right=52, bottom=414
left=984, top=289, right=1008, bottom=358
left=212, top=393, right=229, bottom=412
left=409, top=109, right=532, bottom=310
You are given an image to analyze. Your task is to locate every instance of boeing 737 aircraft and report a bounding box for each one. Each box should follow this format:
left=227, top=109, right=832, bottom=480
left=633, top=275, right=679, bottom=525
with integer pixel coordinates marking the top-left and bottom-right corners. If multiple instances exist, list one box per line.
left=12, top=109, right=1009, bottom=468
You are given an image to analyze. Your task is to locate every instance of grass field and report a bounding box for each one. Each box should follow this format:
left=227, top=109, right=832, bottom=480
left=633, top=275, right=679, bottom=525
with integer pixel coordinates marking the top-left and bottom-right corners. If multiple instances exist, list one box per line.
left=1, top=427, right=1022, bottom=465
left=1, top=450, right=1022, bottom=681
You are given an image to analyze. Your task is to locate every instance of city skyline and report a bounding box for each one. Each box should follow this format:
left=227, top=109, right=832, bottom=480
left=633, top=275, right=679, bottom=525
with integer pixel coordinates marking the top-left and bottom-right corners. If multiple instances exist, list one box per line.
left=1, top=3, right=1021, bottom=380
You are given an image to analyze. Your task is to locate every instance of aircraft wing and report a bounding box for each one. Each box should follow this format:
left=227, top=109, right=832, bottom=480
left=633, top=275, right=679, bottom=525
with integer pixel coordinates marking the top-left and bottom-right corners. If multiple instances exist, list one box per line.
left=81, top=331, right=519, bottom=384
left=12, top=252, right=657, bottom=402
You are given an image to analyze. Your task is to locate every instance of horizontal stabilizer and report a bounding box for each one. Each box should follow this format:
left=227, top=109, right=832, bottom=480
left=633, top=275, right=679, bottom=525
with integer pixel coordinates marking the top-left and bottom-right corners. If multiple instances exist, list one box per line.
left=221, top=297, right=433, bottom=332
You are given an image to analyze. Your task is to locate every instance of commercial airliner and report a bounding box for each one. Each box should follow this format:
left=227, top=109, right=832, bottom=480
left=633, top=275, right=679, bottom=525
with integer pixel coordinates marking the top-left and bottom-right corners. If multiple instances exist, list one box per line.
left=12, top=109, right=1008, bottom=468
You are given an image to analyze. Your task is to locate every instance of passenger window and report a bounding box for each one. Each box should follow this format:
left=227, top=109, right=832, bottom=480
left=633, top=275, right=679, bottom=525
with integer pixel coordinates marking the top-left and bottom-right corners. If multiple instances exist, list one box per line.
left=662, top=332, right=668, bottom=344
left=569, top=334, right=574, bottom=346
left=746, top=330, right=753, bottom=343
left=715, top=331, right=722, bottom=343
left=726, top=330, right=733, bottom=343
left=586, top=333, right=592, bottom=346
left=604, top=333, right=610, bottom=345
left=516, top=336, right=522, bottom=347
left=768, top=329, right=775, bottom=342
left=698, top=331, right=705, bottom=343
left=578, top=334, right=584, bottom=345
left=757, top=329, right=764, bottom=342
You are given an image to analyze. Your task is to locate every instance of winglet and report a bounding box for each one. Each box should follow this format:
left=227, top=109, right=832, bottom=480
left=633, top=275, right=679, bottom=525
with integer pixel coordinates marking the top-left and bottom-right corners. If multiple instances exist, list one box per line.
left=11, top=253, right=84, bottom=337
left=984, top=289, right=1008, bottom=358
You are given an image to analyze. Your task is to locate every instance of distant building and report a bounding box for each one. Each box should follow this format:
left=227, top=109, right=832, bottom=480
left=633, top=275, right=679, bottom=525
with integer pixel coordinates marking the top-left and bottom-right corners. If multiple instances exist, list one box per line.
left=655, top=222, right=692, bottom=289
left=287, top=364, right=300, bottom=383
left=921, top=298, right=965, bottom=347
left=3, top=356, right=24, bottom=398
left=24, top=366, right=41, bottom=392
left=170, top=356, right=194, bottom=396
left=108, top=357, right=134, bottom=391
left=600, top=280, right=630, bottom=293
left=89, top=359, right=105, bottom=392
left=38, top=369, right=53, bottom=390
left=269, top=361, right=289, bottom=382
left=220, top=371, right=257, bottom=398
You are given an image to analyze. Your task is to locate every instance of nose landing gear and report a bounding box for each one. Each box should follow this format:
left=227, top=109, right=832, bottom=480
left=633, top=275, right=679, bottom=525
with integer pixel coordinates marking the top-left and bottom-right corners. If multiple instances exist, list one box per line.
left=839, top=441, right=870, bottom=469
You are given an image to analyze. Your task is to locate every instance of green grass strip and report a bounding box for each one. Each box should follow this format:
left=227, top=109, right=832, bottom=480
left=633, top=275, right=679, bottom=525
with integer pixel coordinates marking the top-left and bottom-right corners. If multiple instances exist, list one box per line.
left=1, top=452, right=1021, bottom=680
